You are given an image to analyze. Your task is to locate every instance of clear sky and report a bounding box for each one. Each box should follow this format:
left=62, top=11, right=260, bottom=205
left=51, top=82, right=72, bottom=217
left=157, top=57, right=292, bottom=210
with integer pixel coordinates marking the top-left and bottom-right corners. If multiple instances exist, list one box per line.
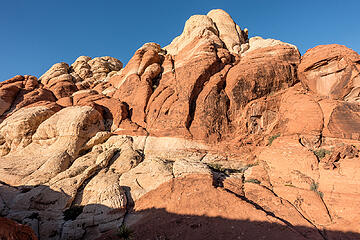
left=0, top=0, right=359, bottom=81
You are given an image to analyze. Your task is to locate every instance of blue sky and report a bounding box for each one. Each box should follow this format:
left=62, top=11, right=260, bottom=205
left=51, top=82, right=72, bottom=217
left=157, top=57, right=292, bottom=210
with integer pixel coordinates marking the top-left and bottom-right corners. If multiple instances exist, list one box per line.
left=0, top=0, right=359, bottom=81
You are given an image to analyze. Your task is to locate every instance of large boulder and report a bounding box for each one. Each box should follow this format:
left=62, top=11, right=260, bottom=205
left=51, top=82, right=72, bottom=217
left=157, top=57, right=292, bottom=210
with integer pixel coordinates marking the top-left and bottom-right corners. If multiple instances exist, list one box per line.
left=326, top=101, right=360, bottom=139
left=298, top=44, right=360, bottom=101
left=0, top=75, right=57, bottom=119
left=39, top=62, right=78, bottom=99
left=279, top=86, right=324, bottom=147
left=0, top=75, right=26, bottom=116
left=0, top=106, right=56, bottom=156
left=225, top=43, right=300, bottom=119
left=0, top=106, right=104, bottom=185
left=258, top=136, right=320, bottom=189
left=72, top=89, right=128, bottom=131
left=119, top=158, right=173, bottom=201
left=318, top=99, right=360, bottom=140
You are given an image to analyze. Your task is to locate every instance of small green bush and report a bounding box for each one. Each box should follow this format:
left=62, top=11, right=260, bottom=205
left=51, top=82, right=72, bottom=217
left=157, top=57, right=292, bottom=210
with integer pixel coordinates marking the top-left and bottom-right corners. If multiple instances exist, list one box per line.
left=310, top=182, right=324, bottom=198
left=268, top=133, right=280, bottom=146
left=312, top=149, right=331, bottom=159
left=117, top=224, right=133, bottom=240
left=244, top=179, right=261, bottom=184
left=310, top=182, right=318, bottom=191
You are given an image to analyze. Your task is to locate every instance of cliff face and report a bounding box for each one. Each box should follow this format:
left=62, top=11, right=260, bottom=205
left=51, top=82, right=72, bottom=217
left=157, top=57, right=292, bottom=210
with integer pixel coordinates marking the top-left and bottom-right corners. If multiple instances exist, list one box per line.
left=1, top=9, right=360, bottom=240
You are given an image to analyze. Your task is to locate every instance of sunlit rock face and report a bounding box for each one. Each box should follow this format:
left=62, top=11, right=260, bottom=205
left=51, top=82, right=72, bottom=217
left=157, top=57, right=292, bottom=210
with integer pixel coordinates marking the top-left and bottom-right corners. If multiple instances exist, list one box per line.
left=1, top=9, right=360, bottom=240
left=299, top=44, right=360, bottom=101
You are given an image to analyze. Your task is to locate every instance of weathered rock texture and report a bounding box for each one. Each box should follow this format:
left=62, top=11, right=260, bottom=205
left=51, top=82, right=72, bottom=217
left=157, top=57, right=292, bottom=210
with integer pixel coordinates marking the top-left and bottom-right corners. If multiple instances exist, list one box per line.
left=299, top=44, right=360, bottom=101
left=0, top=217, right=38, bottom=240
left=0, top=9, right=360, bottom=240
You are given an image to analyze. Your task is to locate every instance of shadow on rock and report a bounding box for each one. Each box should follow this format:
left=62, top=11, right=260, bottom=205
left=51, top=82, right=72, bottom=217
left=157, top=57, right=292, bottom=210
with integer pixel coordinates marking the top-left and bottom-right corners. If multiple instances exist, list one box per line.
left=97, top=207, right=360, bottom=240
left=1, top=180, right=360, bottom=240
left=0, top=182, right=126, bottom=240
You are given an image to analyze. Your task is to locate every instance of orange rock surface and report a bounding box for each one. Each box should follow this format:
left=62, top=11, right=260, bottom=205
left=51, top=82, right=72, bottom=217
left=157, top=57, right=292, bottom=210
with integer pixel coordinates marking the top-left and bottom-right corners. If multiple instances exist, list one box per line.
left=0, top=217, right=38, bottom=240
left=0, top=9, right=360, bottom=240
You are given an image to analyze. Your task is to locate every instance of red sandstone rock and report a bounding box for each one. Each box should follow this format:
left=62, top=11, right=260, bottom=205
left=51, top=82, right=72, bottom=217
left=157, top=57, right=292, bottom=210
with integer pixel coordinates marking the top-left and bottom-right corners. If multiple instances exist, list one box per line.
left=72, top=90, right=128, bottom=131
left=279, top=85, right=324, bottom=147
left=225, top=45, right=300, bottom=120
left=0, top=217, right=38, bottom=240
left=318, top=99, right=360, bottom=140
left=189, top=66, right=232, bottom=141
left=128, top=174, right=322, bottom=240
left=0, top=75, right=24, bottom=115
left=327, top=102, right=360, bottom=140
left=56, top=96, right=73, bottom=107
left=39, top=62, right=78, bottom=99
left=145, top=38, right=223, bottom=137
left=298, top=44, right=360, bottom=101
left=1, top=9, right=360, bottom=240
left=12, top=88, right=56, bottom=109
left=109, top=43, right=163, bottom=127
left=0, top=75, right=57, bottom=120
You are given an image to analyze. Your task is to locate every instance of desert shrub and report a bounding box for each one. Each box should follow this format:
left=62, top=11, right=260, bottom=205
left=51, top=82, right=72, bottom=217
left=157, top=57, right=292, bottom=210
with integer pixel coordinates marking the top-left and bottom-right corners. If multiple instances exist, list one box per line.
left=310, top=182, right=324, bottom=198
left=310, top=182, right=318, bottom=191
left=117, top=224, right=133, bottom=240
left=244, top=178, right=261, bottom=184
left=268, top=133, right=280, bottom=146
left=312, top=149, right=331, bottom=159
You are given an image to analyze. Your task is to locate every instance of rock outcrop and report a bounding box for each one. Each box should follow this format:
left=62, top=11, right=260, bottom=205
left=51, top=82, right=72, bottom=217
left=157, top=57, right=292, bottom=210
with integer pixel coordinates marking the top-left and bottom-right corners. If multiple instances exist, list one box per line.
left=0, top=75, right=58, bottom=121
left=298, top=44, right=360, bottom=101
left=0, top=217, right=38, bottom=240
left=39, top=56, right=123, bottom=99
left=0, top=9, right=360, bottom=240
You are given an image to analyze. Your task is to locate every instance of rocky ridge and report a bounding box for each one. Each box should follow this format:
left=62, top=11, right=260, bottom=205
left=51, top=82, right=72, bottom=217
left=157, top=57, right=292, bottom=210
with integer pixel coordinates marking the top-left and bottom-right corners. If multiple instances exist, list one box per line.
left=0, top=9, right=360, bottom=240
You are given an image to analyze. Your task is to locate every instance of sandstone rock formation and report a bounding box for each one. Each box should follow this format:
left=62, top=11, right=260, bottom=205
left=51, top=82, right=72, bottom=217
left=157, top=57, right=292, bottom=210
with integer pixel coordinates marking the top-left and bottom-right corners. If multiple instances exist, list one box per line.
left=39, top=56, right=123, bottom=99
left=1, top=9, right=360, bottom=240
left=0, top=217, right=38, bottom=240
left=0, top=75, right=58, bottom=121
left=299, top=44, right=360, bottom=101
left=130, top=174, right=322, bottom=240
left=245, top=36, right=298, bottom=54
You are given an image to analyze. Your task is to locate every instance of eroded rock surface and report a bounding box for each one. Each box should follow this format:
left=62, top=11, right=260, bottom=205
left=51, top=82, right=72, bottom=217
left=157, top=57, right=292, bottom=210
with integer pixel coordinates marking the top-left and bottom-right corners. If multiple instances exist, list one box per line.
left=1, top=9, right=360, bottom=240
left=299, top=44, right=360, bottom=101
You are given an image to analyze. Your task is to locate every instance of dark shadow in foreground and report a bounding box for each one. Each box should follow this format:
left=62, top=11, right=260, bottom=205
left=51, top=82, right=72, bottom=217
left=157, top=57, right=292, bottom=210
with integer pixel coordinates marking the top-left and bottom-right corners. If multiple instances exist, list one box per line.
left=100, top=207, right=360, bottom=240
left=0, top=182, right=359, bottom=240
